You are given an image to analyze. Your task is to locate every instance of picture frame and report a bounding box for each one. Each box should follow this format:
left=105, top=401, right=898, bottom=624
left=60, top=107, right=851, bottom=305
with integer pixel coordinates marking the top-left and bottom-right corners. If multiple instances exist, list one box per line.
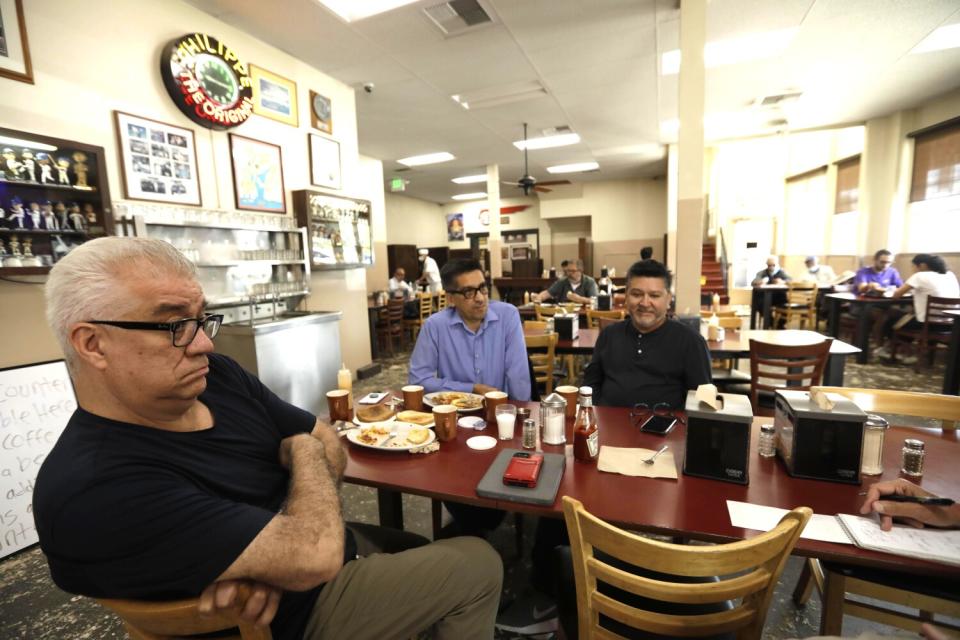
left=446, top=213, right=464, bottom=241
left=229, top=133, right=286, bottom=213
left=113, top=111, right=201, bottom=206
left=0, top=0, right=33, bottom=84
left=309, top=133, right=341, bottom=191
left=250, top=64, right=299, bottom=127
left=309, top=90, right=332, bottom=134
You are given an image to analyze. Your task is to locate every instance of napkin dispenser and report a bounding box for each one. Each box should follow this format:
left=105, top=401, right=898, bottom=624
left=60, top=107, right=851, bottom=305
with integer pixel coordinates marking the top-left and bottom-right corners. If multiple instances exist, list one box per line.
left=596, top=293, right=611, bottom=310
left=683, top=391, right=753, bottom=485
left=774, top=390, right=866, bottom=484
left=555, top=313, right=579, bottom=341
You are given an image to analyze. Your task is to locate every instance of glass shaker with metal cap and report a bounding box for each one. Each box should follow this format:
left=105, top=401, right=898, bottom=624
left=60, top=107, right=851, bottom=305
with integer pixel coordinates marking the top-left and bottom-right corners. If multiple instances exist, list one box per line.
left=901, top=439, right=925, bottom=477
left=860, top=414, right=889, bottom=475
left=540, top=392, right=567, bottom=445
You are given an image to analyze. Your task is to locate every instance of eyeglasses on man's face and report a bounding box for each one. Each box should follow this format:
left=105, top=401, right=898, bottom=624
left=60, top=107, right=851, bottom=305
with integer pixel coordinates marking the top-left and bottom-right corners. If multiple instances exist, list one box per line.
left=447, top=284, right=489, bottom=300
left=629, top=402, right=686, bottom=427
left=88, top=314, right=224, bottom=348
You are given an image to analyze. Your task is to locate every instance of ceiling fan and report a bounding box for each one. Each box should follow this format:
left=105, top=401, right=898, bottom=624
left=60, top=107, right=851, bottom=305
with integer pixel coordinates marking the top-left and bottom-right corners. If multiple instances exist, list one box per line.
left=504, top=122, right=571, bottom=195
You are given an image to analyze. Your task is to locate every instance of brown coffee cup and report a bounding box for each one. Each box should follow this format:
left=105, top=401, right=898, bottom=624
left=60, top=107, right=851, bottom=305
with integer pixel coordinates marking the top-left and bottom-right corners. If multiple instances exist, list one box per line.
left=555, top=385, right=579, bottom=418
left=402, top=384, right=424, bottom=411
left=327, top=389, right=351, bottom=422
left=484, top=390, right=508, bottom=424
left=433, top=405, right=458, bottom=442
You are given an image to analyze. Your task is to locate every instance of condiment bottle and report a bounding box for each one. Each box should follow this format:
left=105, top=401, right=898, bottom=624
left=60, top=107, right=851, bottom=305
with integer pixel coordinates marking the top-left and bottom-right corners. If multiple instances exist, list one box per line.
left=901, top=439, right=925, bottom=477
left=573, top=386, right=599, bottom=463
left=711, top=292, right=720, bottom=313
left=758, top=424, right=777, bottom=458
left=860, top=414, right=888, bottom=475
left=337, top=363, right=353, bottom=411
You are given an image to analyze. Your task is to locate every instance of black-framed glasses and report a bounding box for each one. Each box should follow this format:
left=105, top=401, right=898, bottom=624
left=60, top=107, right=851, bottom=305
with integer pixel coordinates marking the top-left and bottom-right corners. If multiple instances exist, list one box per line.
left=88, top=314, right=224, bottom=347
left=447, top=284, right=489, bottom=300
left=629, top=402, right=686, bottom=427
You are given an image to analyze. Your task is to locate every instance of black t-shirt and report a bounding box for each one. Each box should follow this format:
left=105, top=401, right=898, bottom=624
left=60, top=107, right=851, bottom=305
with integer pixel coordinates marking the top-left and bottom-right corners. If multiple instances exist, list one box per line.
left=582, top=319, right=712, bottom=408
left=33, top=353, right=324, bottom=640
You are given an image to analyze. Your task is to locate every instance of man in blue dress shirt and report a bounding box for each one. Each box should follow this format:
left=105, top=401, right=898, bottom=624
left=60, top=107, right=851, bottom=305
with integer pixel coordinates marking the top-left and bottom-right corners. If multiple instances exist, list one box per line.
left=409, top=258, right=531, bottom=400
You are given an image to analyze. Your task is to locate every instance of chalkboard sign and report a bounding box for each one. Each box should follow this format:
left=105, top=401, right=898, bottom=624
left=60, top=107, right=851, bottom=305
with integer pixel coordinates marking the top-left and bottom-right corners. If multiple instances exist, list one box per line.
left=0, top=361, right=76, bottom=559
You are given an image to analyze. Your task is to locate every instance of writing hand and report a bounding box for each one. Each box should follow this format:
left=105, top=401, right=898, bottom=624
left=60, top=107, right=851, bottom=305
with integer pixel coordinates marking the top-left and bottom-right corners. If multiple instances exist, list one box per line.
left=859, top=478, right=960, bottom=531
left=198, top=579, right=282, bottom=627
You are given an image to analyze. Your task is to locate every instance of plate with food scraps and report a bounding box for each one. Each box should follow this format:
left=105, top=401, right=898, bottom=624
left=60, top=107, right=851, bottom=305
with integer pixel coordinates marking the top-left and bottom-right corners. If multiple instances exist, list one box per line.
left=346, top=422, right=436, bottom=451
left=423, top=391, right=484, bottom=412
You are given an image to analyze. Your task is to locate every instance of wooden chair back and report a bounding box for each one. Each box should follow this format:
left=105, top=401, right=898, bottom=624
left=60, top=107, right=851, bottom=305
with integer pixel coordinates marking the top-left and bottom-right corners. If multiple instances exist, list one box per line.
left=435, top=291, right=447, bottom=312
left=525, top=332, right=558, bottom=395
left=716, top=316, right=742, bottom=330
left=772, top=282, right=818, bottom=329
left=96, top=589, right=272, bottom=640
left=810, top=386, right=960, bottom=429
left=700, top=309, right=737, bottom=318
left=748, top=339, right=832, bottom=414
left=418, top=293, right=434, bottom=320
left=586, top=308, right=624, bottom=329
left=597, top=317, right=620, bottom=332
left=534, top=304, right=562, bottom=321
left=523, top=320, right=548, bottom=332
left=562, top=496, right=811, bottom=640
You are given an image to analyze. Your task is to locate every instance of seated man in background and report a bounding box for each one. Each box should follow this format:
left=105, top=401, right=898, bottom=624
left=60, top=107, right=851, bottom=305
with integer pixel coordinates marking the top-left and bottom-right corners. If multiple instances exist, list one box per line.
left=752, top=256, right=791, bottom=324
left=798, top=256, right=837, bottom=284
left=34, top=237, right=502, bottom=640
left=854, top=248, right=902, bottom=294
left=533, top=259, right=598, bottom=304
left=584, top=259, right=711, bottom=409
left=387, top=266, right=418, bottom=318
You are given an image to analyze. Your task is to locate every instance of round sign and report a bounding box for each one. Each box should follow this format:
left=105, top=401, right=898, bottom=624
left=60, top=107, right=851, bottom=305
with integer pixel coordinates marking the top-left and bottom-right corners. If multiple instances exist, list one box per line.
left=312, top=93, right=331, bottom=121
left=160, top=33, right=253, bottom=130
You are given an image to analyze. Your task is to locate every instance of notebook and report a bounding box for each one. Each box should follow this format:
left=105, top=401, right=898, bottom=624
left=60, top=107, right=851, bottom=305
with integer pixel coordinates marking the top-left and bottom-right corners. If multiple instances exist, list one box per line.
left=476, top=449, right=566, bottom=506
left=836, top=513, right=960, bottom=567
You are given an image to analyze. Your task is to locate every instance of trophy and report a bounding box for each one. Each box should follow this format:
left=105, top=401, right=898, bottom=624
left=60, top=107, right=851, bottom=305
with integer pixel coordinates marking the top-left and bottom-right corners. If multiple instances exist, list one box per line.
left=20, top=237, right=42, bottom=266
left=68, top=203, right=86, bottom=231
left=5, top=235, right=23, bottom=267
left=56, top=157, right=71, bottom=185
left=26, top=202, right=42, bottom=230
left=7, top=197, right=26, bottom=229
left=37, top=152, right=55, bottom=184
left=2, top=148, right=22, bottom=180
left=83, top=203, right=98, bottom=224
left=54, top=202, right=68, bottom=229
left=41, top=201, right=59, bottom=231
left=72, top=151, right=91, bottom=189
left=19, top=149, right=37, bottom=182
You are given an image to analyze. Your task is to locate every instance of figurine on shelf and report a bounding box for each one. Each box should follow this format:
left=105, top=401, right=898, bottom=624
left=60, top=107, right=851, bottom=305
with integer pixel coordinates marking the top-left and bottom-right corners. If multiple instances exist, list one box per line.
left=41, top=201, right=59, bottom=231
left=55, top=157, right=71, bottom=185
left=25, top=202, right=43, bottom=230
left=0, top=239, right=6, bottom=259
left=50, top=235, right=70, bottom=262
left=2, top=148, right=22, bottom=180
left=20, top=237, right=42, bottom=266
left=5, top=235, right=23, bottom=267
left=53, top=202, right=68, bottom=230
left=68, top=203, right=86, bottom=231
left=83, top=203, right=97, bottom=225
left=6, top=198, right=26, bottom=229
left=72, top=151, right=91, bottom=189
left=19, top=149, right=37, bottom=182
left=37, top=152, right=55, bottom=184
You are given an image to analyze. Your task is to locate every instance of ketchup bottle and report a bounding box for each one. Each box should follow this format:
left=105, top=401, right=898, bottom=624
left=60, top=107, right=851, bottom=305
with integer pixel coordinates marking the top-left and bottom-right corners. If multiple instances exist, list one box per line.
left=573, top=386, right=599, bottom=463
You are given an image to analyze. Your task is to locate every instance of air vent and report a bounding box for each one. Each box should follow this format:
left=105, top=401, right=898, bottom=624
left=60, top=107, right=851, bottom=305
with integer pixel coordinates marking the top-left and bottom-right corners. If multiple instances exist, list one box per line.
left=767, top=118, right=789, bottom=128
left=754, top=91, right=802, bottom=107
left=424, top=0, right=495, bottom=36
left=541, top=125, right=573, bottom=136
left=394, top=167, right=411, bottom=172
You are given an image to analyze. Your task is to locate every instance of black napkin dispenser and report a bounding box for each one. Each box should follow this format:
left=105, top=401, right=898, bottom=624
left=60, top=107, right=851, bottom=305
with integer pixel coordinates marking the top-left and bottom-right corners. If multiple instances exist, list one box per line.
left=683, top=391, right=753, bottom=485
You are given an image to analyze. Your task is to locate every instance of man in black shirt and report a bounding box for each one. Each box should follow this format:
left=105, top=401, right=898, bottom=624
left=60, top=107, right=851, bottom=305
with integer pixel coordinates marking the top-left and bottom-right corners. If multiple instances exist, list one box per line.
left=583, top=259, right=711, bottom=408
left=33, top=237, right=501, bottom=640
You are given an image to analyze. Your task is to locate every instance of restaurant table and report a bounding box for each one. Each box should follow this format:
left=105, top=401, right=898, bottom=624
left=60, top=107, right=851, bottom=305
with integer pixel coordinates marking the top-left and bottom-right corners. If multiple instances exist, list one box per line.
left=750, top=284, right=835, bottom=330
left=341, top=401, right=960, bottom=579
left=824, top=293, right=913, bottom=364
left=944, top=309, right=960, bottom=395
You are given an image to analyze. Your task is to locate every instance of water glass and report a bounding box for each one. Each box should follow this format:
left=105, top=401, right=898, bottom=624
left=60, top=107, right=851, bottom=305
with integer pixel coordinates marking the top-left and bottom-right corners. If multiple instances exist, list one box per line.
left=495, top=404, right=517, bottom=440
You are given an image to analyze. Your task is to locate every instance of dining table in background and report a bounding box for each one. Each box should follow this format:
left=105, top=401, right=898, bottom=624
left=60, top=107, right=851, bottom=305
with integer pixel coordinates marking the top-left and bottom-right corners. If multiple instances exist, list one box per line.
left=824, top=292, right=913, bottom=364
left=944, top=309, right=960, bottom=395
left=750, top=284, right=836, bottom=330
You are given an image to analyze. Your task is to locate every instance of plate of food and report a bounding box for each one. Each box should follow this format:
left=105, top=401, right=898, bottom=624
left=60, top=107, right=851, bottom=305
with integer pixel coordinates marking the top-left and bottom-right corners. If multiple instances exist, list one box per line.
left=345, top=422, right=436, bottom=451
left=395, top=410, right=435, bottom=427
left=353, top=403, right=398, bottom=425
left=423, top=391, right=484, bottom=412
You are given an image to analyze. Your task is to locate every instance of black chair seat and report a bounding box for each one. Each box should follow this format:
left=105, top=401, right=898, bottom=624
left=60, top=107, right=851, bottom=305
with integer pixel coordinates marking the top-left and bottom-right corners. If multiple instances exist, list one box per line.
left=822, top=562, right=960, bottom=601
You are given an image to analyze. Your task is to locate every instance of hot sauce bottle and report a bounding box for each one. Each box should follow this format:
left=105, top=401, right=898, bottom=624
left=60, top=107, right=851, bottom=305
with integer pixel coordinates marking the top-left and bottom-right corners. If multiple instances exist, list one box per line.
left=573, top=386, right=599, bottom=463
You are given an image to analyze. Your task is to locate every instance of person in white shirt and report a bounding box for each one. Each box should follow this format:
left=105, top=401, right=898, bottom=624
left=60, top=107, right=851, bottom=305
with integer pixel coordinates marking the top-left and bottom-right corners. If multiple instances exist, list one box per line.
left=417, top=249, right=442, bottom=294
left=388, top=267, right=418, bottom=318
left=798, top=256, right=837, bottom=284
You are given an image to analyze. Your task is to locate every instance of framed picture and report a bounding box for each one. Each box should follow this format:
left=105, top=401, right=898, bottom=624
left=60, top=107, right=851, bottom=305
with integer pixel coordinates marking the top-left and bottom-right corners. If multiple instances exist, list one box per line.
left=250, top=64, right=298, bottom=127
left=0, top=0, right=33, bottom=84
left=309, top=133, right=341, bottom=190
left=446, top=213, right=464, bottom=241
left=113, top=111, right=201, bottom=206
left=309, top=90, right=332, bottom=134
left=229, top=133, right=286, bottom=213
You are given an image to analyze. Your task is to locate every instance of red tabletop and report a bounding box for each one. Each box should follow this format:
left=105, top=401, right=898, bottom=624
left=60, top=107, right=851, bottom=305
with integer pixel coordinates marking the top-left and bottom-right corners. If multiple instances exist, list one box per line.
left=342, top=401, right=960, bottom=578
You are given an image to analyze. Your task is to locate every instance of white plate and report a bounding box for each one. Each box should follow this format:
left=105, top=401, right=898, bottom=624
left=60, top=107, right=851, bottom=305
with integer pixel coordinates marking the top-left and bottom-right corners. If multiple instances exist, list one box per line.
left=423, top=391, right=484, bottom=412
left=346, top=422, right=437, bottom=452
left=353, top=413, right=397, bottom=426
left=466, top=435, right=497, bottom=450
left=458, top=416, right=487, bottom=430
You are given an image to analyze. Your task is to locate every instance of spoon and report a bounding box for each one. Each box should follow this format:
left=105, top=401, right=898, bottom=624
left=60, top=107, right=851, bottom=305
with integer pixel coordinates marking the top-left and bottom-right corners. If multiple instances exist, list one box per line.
left=642, top=445, right=668, bottom=465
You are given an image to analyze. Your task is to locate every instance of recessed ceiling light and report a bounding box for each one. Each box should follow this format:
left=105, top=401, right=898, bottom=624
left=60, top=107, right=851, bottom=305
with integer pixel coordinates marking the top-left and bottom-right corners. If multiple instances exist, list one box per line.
left=452, top=192, right=487, bottom=200
left=397, top=152, right=455, bottom=167
left=314, top=0, right=419, bottom=22
left=546, top=162, right=599, bottom=174
left=661, top=27, right=799, bottom=75
left=452, top=174, right=486, bottom=184
left=0, top=135, right=58, bottom=152
left=513, top=133, right=580, bottom=151
left=912, top=22, right=960, bottom=54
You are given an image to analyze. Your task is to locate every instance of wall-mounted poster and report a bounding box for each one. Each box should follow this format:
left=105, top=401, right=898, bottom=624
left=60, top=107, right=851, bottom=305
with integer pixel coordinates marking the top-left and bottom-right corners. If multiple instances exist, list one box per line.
left=250, top=64, right=298, bottom=127
left=309, top=90, right=332, bottom=134
left=229, top=133, right=286, bottom=213
left=309, top=133, right=341, bottom=190
left=447, top=213, right=464, bottom=241
left=114, top=111, right=201, bottom=206
left=0, top=0, right=32, bottom=84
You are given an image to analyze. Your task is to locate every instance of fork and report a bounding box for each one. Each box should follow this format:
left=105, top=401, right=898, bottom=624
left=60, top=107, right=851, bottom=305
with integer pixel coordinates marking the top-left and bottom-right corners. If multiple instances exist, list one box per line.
left=381, top=424, right=401, bottom=448
left=642, top=445, right=668, bottom=465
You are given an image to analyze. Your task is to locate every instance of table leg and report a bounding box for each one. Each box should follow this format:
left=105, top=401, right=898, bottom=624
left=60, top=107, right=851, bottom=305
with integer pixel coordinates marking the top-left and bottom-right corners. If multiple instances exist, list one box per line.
left=943, top=320, right=960, bottom=395
left=826, top=298, right=840, bottom=337
left=856, top=306, right=871, bottom=364
left=750, top=290, right=759, bottom=330
left=368, top=307, right=380, bottom=360
left=762, top=290, right=773, bottom=329
left=377, top=488, right=404, bottom=529
left=824, top=354, right=847, bottom=386
left=819, top=567, right=846, bottom=635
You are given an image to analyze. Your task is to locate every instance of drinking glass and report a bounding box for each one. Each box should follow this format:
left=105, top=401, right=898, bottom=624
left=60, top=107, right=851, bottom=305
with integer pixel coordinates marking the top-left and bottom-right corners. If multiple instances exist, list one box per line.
left=495, top=404, right=517, bottom=440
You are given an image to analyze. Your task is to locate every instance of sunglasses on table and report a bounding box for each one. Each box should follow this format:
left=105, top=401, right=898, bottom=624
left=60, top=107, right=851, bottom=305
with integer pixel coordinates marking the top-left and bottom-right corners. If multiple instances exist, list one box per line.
left=446, top=284, right=489, bottom=300
left=88, top=314, right=224, bottom=347
left=629, top=402, right=686, bottom=428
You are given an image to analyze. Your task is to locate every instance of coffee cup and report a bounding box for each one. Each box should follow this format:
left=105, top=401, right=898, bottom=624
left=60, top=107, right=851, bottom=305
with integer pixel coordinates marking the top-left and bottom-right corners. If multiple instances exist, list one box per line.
left=484, top=390, right=508, bottom=424
left=555, top=385, right=579, bottom=418
left=402, top=384, right=424, bottom=411
left=433, top=405, right=458, bottom=442
left=327, top=389, right=351, bottom=421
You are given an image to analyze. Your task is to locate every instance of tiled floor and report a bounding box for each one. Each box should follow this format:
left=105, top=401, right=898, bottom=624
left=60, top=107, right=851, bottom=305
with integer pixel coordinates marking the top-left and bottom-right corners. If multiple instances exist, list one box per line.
left=0, top=343, right=950, bottom=639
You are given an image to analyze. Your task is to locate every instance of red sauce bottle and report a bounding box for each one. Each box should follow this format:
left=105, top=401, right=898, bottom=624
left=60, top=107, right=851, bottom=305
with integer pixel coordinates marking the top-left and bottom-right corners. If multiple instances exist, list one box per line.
left=573, top=386, right=599, bottom=462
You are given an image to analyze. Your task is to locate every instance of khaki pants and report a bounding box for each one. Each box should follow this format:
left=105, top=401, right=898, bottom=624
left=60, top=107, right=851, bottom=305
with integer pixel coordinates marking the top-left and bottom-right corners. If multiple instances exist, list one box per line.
left=305, top=528, right=502, bottom=640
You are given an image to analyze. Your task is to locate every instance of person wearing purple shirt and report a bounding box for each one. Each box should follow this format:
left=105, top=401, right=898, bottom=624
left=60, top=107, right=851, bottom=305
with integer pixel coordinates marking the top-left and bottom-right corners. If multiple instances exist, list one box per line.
left=854, top=249, right=903, bottom=293
left=408, top=258, right=531, bottom=401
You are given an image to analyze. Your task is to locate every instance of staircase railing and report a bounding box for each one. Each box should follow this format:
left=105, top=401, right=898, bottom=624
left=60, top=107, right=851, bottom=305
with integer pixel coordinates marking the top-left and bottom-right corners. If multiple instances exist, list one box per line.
left=718, top=228, right=729, bottom=294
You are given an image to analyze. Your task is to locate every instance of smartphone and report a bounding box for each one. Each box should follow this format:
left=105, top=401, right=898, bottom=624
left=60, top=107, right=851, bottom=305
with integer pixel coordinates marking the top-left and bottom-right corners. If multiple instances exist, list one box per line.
left=503, top=452, right=544, bottom=488
left=639, top=414, right=677, bottom=436
left=358, top=391, right=389, bottom=404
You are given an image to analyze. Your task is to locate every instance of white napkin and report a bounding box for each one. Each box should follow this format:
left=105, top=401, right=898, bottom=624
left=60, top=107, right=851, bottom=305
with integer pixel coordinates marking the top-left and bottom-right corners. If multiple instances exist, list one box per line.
left=695, top=383, right=721, bottom=411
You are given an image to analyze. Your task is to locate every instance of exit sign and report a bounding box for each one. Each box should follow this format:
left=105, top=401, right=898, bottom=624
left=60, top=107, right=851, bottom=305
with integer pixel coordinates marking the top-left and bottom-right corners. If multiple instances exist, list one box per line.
left=390, top=177, right=405, bottom=192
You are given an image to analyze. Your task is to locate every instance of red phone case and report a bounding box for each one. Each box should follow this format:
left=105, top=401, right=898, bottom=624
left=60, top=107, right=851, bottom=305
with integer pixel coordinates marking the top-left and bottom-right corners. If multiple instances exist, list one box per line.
left=503, top=453, right=544, bottom=488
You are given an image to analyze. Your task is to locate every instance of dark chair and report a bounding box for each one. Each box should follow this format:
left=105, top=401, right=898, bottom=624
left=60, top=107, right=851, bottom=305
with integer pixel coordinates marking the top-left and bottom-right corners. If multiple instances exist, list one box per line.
left=747, top=339, right=832, bottom=417
left=891, top=295, right=960, bottom=370
left=377, top=298, right=405, bottom=356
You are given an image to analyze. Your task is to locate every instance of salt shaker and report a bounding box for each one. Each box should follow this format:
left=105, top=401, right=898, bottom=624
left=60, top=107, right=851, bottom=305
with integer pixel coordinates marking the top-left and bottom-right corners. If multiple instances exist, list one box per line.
left=901, top=439, right=925, bottom=477
left=860, top=414, right=888, bottom=476
left=758, top=424, right=777, bottom=457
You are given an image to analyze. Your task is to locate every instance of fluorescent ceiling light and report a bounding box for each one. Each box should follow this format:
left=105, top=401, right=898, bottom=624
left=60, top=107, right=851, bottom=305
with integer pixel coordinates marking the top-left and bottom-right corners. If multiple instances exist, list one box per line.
left=912, top=22, right=960, bottom=54
left=546, top=162, right=599, bottom=174
left=452, top=174, right=487, bottom=184
left=514, top=133, right=580, bottom=151
left=661, top=27, right=799, bottom=75
left=451, top=192, right=487, bottom=200
left=314, top=0, right=419, bottom=22
left=397, top=152, right=455, bottom=167
left=0, top=135, right=57, bottom=152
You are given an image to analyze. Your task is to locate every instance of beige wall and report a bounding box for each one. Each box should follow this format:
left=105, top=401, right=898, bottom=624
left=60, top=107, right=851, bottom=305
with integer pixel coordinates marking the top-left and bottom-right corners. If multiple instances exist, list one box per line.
left=383, top=193, right=445, bottom=247
left=0, top=0, right=381, bottom=371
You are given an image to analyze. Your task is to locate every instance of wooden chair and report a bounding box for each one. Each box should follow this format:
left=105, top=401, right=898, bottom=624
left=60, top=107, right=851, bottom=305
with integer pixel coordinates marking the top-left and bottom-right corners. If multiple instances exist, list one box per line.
left=586, top=308, right=624, bottom=329
left=403, top=293, right=433, bottom=342
left=435, top=291, right=447, bottom=312
left=96, top=587, right=272, bottom=640
left=747, top=339, right=832, bottom=416
left=562, top=496, right=811, bottom=640
left=597, top=317, right=620, bottom=331
left=772, top=282, right=818, bottom=329
left=525, top=332, right=559, bottom=395
left=523, top=320, right=548, bottom=332
left=534, top=304, right=561, bottom=321
left=533, top=305, right=577, bottom=382
left=700, top=309, right=737, bottom=318
left=891, top=295, right=960, bottom=370
left=377, top=298, right=405, bottom=355
left=792, top=386, right=960, bottom=635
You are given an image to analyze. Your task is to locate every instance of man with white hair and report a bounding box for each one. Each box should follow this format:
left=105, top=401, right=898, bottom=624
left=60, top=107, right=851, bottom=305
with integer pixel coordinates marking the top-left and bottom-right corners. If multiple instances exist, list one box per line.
left=417, top=248, right=442, bottom=293
left=33, top=237, right=501, bottom=640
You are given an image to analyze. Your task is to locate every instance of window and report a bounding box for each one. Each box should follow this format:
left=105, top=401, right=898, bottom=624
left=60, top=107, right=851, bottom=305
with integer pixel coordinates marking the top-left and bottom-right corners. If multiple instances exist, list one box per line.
left=834, top=156, right=860, bottom=213
left=910, top=119, right=960, bottom=202
left=784, top=167, right=828, bottom=255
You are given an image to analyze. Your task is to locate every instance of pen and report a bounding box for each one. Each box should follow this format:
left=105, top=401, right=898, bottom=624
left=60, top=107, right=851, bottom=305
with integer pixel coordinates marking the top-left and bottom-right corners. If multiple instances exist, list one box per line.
left=857, top=492, right=955, bottom=506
